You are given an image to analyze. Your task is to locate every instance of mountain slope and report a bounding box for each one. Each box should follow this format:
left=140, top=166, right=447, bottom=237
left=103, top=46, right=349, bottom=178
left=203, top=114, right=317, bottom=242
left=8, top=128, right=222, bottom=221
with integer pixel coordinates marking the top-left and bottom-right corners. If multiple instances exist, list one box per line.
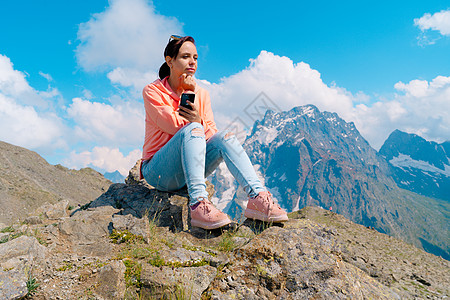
left=379, top=129, right=450, bottom=202
left=210, top=105, right=449, bottom=259
left=0, top=141, right=112, bottom=225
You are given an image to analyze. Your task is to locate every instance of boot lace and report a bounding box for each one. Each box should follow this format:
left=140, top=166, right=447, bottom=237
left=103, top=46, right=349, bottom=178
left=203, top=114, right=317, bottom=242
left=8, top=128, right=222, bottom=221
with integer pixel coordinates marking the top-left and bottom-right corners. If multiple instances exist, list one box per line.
left=261, top=192, right=274, bottom=213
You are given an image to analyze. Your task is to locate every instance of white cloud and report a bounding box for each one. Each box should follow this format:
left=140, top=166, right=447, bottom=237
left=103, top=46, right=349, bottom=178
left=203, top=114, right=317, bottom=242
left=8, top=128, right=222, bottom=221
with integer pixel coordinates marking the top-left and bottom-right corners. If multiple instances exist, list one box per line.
left=65, top=147, right=142, bottom=176
left=0, top=94, right=65, bottom=150
left=0, top=54, right=66, bottom=151
left=107, top=67, right=157, bottom=93
left=200, top=51, right=355, bottom=131
left=76, top=0, right=183, bottom=72
left=39, top=71, right=53, bottom=82
left=67, top=97, right=144, bottom=146
left=415, top=9, right=450, bottom=36
left=394, top=79, right=429, bottom=98
left=0, top=54, right=47, bottom=108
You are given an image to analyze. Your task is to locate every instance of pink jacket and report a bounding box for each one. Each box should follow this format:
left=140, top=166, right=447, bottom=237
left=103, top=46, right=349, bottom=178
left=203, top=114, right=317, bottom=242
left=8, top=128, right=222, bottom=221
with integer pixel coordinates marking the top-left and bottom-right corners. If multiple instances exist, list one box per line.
left=142, top=77, right=218, bottom=160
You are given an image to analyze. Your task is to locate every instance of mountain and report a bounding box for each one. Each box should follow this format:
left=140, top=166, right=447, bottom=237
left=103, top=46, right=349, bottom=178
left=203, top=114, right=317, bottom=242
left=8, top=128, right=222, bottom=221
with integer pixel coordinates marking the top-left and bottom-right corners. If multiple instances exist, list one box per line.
left=209, top=105, right=449, bottom=260
left=104, top=170, right=126, bottom=183
left=0, top=141, right=112, bottom=225
left=379, top=129, right=450, bottom=202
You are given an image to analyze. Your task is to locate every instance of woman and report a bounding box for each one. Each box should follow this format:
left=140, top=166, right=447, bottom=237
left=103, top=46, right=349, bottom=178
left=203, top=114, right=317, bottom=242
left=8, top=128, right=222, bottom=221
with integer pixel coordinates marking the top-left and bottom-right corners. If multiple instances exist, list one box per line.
left=141, top=35, right=288, bottom=230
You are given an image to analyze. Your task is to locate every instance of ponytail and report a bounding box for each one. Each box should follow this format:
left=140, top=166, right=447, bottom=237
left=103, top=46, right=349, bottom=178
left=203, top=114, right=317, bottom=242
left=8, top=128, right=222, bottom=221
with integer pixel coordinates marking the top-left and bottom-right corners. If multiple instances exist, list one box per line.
left=159, top=62, right=170, bottom=80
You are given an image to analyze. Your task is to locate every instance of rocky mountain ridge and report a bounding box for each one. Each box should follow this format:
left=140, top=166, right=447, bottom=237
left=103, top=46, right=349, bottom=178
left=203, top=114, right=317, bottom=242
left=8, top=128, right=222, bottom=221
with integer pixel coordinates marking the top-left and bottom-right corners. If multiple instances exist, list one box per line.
left=379, top=129, right=450, bottom=202
left=0, top=164, right=448, bottom=299
left=209, top=105, right=449, bottom=260
left=0, top=141, right=112, bottom=226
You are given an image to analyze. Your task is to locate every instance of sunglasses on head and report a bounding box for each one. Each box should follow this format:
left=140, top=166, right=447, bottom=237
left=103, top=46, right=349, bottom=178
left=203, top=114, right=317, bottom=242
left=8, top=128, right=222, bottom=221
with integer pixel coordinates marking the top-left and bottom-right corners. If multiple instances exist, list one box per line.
left=169, top=35, right=183, bottom=42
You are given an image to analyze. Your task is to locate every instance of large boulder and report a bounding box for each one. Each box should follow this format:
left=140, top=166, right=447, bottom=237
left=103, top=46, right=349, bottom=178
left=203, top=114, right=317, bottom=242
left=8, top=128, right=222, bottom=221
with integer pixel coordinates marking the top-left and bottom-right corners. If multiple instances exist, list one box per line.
left=58, top=206, right=119, bottom=256
left=94, top=260, right=127, bottom=300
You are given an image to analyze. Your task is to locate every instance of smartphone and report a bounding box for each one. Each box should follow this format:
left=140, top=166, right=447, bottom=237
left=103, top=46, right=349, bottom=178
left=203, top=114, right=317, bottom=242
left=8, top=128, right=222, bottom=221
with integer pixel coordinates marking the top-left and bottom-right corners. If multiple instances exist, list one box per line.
left=180, top=93, right=195, bottom=110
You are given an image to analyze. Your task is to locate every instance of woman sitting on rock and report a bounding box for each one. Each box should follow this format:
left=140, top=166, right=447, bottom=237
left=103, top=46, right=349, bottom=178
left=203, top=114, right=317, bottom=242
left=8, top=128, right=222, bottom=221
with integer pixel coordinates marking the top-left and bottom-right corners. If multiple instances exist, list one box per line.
left=141, top=35, right=288, bottom=229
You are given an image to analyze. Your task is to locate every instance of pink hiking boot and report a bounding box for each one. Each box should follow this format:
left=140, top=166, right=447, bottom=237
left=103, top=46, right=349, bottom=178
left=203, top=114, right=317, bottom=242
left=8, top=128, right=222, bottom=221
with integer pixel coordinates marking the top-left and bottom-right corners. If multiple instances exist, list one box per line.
left=244, top=191, right=288, bottom=222
left=190, top=198, right=232, bottom=230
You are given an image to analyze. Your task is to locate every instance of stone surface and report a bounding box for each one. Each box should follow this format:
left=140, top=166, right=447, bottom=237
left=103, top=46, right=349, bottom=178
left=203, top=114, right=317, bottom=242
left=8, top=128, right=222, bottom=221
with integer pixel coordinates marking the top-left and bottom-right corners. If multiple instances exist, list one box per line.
left=158, top=247, right=229, bottom=268
left=141, top=265, right=217, bottom=299
left=24, top=216, right=43, bottom=225
left=58, top=206, right=119, bottom=256
left=89, top=183, right=191, bottom=232
left=0, top=235, right=47, bottom=267
left=45, top=199, right=70, bottom=219
left=94, top=260, right=126, bottom=300
left=0, top=269, right=28, bottom=300
left=111, top=214, right=149, bottom=240
left=292, top=207, right=450, bottom=299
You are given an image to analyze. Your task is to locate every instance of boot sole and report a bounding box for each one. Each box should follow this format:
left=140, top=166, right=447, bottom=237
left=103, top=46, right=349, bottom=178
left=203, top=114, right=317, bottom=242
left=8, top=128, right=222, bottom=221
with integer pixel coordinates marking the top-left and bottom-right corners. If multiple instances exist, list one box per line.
left=244, top=208, right=288, bottom=222
left=191, top=218, right=232, bottom=230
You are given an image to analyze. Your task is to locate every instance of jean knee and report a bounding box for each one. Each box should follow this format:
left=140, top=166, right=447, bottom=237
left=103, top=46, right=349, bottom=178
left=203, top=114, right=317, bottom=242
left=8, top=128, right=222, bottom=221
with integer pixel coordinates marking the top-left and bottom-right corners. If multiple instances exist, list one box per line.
left=216, top=130, right=236, bottom=143
left=181, top=122, right=205, bottom=138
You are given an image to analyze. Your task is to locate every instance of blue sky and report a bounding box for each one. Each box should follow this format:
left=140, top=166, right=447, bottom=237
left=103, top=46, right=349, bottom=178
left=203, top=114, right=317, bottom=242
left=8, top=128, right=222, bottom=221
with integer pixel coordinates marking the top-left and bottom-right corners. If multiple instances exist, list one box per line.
left=1, top=0, right=449, bottom=175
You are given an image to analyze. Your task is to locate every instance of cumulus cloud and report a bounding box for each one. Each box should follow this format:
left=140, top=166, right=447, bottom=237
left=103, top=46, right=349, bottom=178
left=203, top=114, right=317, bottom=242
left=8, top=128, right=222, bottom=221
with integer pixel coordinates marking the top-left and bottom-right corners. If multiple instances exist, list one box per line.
left=200, top=51, right=355, bottom=131
left=0, top=54, right=66, bottom=151
left=415, top=9, right=450, bottom=36
left=107, top=67, right=157, bottom=93
left=415, top=9, right=450, bottom=45
left=65, top=147, right=142, bottom=176
left=0, top=94, right=65, bottom=150
left=67, top=97, right=144, bottom=146
left=0, top=54, right=48, bottom=108
left=76, top=0, right=182, bottom=72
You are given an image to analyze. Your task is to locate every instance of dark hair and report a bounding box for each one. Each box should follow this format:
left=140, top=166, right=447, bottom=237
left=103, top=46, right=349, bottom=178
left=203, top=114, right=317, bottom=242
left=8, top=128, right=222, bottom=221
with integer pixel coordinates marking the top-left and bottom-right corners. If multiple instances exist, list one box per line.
left=159, top=36, right=196, bottom=80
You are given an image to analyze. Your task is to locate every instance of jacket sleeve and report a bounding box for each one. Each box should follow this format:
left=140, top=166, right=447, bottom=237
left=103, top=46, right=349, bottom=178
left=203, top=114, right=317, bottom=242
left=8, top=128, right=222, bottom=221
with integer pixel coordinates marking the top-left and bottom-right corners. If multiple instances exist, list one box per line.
left=200, top=90, right=218, bottom=139
left=143, top=85, right=188, bottom=135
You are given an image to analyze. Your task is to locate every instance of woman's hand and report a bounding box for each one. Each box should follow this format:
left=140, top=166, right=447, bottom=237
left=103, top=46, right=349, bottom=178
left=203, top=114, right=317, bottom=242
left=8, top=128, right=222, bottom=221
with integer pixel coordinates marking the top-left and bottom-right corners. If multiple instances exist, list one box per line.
left=179, top=74, right=196, bottom=92
left=178, top=99, right=202, bottom=123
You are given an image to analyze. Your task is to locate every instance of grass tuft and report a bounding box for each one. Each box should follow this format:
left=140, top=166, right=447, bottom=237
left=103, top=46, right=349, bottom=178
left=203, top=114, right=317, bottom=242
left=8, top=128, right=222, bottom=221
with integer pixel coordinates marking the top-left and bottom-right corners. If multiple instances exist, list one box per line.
left=26, top=275, right=40, bottom=296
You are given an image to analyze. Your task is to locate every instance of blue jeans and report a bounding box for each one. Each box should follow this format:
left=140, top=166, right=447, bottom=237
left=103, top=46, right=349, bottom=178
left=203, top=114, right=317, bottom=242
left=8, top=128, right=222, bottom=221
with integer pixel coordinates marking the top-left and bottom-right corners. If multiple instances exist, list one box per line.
left=142, top=122, right=265, bottom=205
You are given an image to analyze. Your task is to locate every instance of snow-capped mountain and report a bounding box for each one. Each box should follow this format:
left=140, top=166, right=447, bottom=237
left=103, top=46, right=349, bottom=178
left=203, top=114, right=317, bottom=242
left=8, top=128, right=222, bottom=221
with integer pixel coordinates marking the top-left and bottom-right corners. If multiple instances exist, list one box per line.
left=208, top=105, right=449, bottom=260
left=379, top=130, right=450, bottom=202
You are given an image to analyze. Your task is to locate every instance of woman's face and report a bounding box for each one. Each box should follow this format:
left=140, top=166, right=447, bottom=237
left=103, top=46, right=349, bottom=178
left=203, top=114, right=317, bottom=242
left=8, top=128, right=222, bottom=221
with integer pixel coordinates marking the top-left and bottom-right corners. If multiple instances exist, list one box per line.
left=167, top=41, right=198, bottom=78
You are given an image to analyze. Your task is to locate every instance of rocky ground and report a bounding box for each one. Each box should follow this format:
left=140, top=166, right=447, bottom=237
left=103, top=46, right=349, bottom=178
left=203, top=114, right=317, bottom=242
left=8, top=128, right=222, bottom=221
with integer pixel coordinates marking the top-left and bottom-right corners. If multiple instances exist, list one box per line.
left=0, top=164, right=448, bottom=299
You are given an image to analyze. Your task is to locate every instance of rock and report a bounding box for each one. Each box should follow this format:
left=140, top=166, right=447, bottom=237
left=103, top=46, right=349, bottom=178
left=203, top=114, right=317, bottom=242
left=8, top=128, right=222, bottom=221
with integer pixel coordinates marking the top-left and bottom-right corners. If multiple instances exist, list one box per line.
left=0, top=235, right=47, bottom=268
left=89, top=183, right=190, bottom=232
left=125, top=159, right=153, bottom=189
left=58, top=206, right=119, bottom=256
left=45, top=199, right=70, bottom=219
left=24, top=215, right=43, bottom=225
left=158, top=247, right=229, bottom=268
left=0, top=269, right=28, bottom=300
left=89, top=178, right=216, bottom=233
left=141, top=265, right=217, bottom=299
left=111, top=214, right=149, bottom=240
left=94, top=260, right=126, bottom=300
